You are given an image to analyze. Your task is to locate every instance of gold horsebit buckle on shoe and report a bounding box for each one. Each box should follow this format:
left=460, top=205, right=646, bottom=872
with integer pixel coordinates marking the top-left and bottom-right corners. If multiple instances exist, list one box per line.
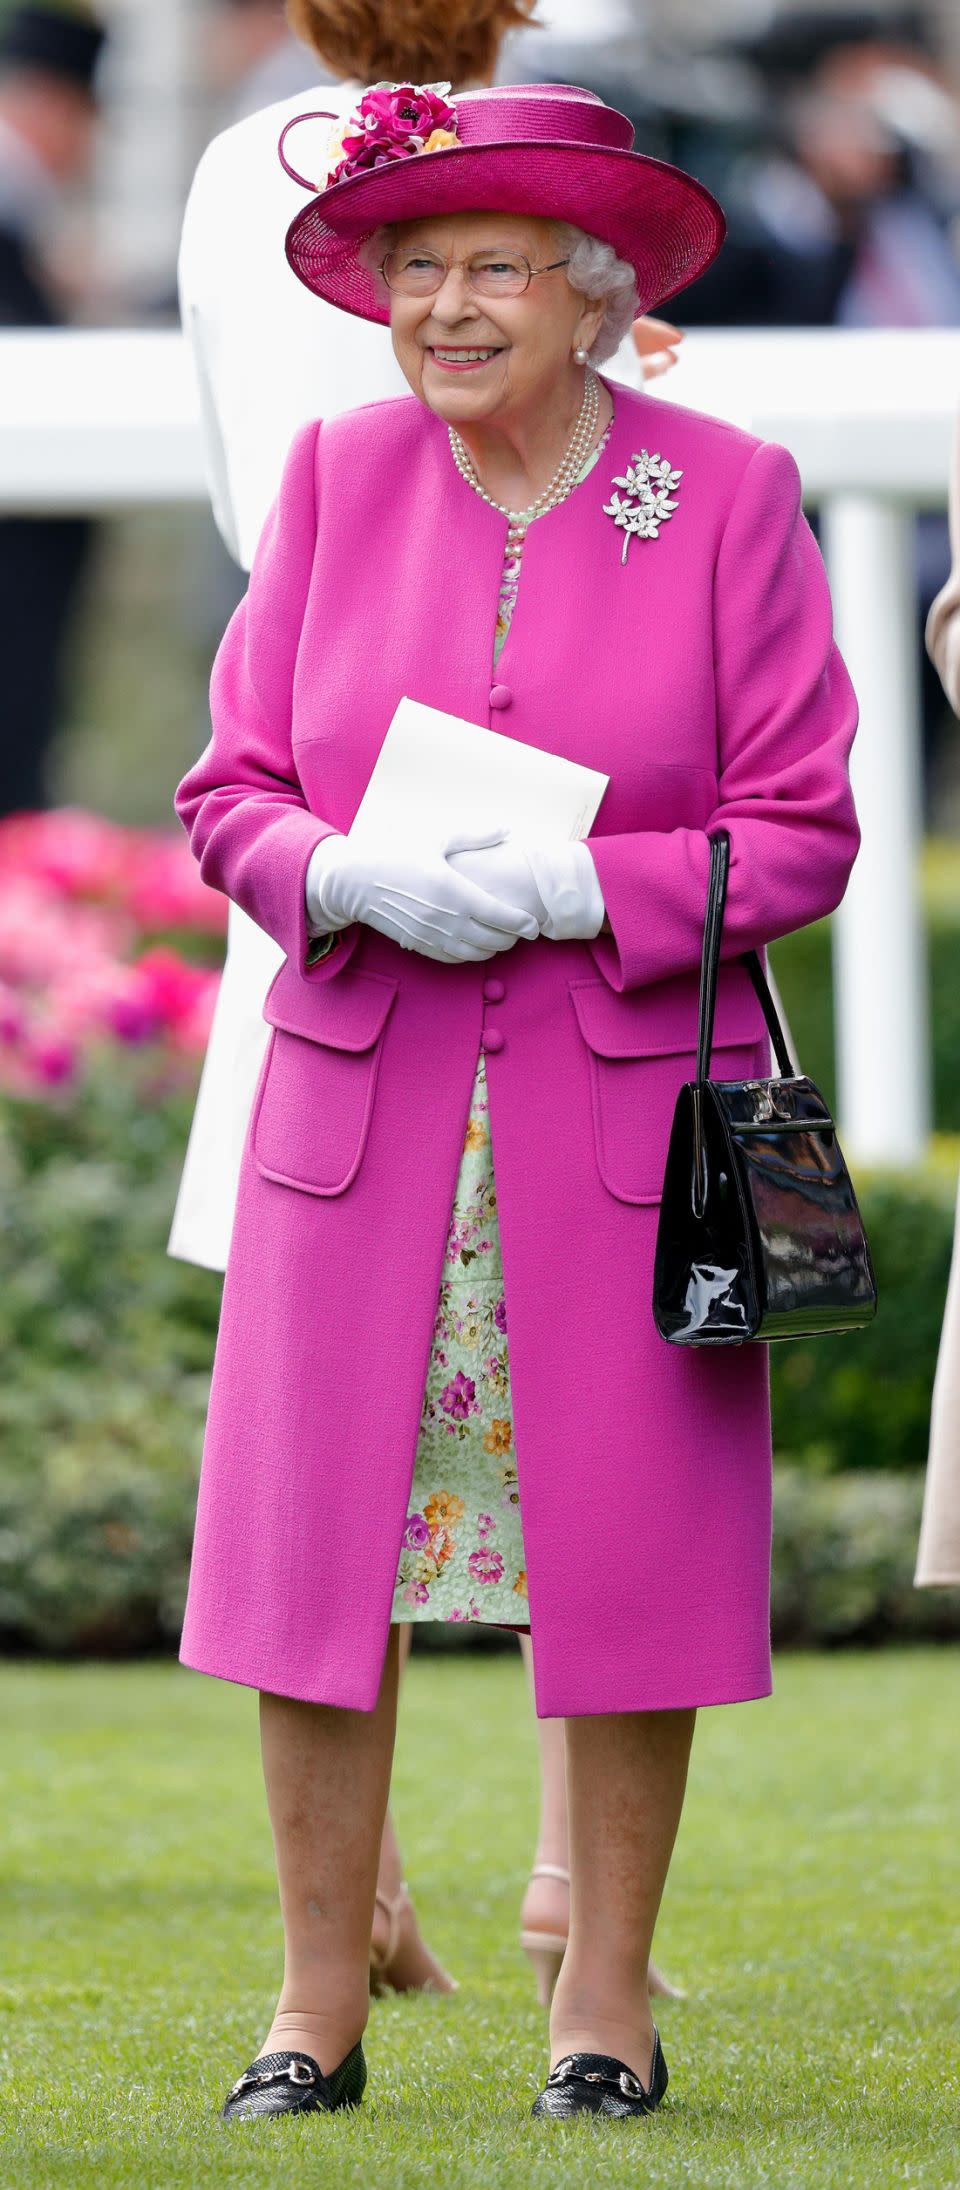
left=229, top=2057, right=316, bottom=2099
left=548, top=2058, right=645, bottom=2100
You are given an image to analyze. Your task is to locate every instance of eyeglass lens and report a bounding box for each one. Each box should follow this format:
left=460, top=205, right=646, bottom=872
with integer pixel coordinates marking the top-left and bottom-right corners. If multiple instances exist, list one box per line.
left=383, top=249, right=534, bottom=297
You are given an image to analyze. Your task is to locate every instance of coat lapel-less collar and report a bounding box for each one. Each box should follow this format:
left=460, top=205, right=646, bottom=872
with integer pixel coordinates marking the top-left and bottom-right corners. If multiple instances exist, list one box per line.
left=491, top=378, right=656, bottom=681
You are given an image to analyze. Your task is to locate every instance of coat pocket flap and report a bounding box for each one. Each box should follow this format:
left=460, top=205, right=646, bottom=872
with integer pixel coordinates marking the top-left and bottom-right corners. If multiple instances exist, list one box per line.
left=569, top=976, right=767, bottom=1060
left=263, top=964, right=398, bottom=1052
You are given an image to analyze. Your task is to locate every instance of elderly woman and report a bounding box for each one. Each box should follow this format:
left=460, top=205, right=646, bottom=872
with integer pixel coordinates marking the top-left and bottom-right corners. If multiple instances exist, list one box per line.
left=175, top=81, right=860, bottom=2123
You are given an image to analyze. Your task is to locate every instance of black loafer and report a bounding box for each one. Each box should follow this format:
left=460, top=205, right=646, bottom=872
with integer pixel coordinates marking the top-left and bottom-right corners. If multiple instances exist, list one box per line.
left=221, top=2043, right=366, bottom=2120
left=532, top=2032, right=668, bottom=2119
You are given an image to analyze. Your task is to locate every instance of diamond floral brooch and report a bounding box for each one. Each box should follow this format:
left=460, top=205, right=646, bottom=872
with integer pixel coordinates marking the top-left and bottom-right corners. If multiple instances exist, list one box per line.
left=603, top=449, right=683, bottom=564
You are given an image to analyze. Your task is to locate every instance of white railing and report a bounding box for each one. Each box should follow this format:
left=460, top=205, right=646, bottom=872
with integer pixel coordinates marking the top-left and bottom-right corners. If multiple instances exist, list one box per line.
left=3, top=323, right=959, bottom=1166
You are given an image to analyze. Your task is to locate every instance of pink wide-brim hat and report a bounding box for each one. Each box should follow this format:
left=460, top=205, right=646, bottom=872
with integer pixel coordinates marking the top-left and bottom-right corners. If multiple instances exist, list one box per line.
left=281, top=83, right=726, bottom=324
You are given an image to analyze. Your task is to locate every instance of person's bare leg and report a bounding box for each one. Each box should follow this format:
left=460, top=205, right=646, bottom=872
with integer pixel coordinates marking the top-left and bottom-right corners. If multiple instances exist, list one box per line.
left=256, top=1627, right=400, bottom=2073
left=369, top=1627, right=456, bottom=1992
left=550, top=1707, right=696, bottom=2084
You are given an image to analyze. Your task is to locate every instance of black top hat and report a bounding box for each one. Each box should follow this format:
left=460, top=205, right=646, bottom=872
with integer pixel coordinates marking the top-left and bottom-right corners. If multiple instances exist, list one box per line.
left=0, top=5, right=107, bottom=93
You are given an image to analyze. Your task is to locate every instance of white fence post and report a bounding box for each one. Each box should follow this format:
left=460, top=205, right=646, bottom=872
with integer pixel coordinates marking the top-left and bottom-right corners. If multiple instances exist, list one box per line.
left=822, top=494, right=930, bottom=1165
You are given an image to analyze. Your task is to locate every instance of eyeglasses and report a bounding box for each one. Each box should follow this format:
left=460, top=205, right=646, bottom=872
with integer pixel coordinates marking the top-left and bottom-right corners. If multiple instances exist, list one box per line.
left=380, top=247, right=571, bottom=300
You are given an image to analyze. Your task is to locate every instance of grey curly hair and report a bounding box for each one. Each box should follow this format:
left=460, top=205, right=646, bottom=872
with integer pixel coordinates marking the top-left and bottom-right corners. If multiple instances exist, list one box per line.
left=358, top=221, right=638, bottom=363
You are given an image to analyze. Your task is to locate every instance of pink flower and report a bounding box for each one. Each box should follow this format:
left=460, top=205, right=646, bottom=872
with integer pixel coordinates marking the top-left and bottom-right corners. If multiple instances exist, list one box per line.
left=439, top=1371, right=476, bottom=1420
left=330, top=82, right=458, bottom=184
left=0, top=806, right=227, bottom=1097
left=25, top=1029, right=78, bottom=1087
left=477, top=1513, right=495, bottom=1538
left=494, top=1296, right=508, bottom=1334
left=404, top=1513, right=430, bottom=1550
left=0, top=982, right=26, bottom=1044
left=403, top=1580, right=430, bottom=1607
left=468, top=1547, right=504, bottom=1586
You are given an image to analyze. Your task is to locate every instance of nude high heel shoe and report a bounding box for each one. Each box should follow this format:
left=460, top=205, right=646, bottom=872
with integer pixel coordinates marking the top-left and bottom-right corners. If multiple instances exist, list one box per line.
left=520, top=1864, right=686, bottom=2008
left=520, top=1863, right=570, bottom=2008
left=369, top=1884, right=458, bottom=1997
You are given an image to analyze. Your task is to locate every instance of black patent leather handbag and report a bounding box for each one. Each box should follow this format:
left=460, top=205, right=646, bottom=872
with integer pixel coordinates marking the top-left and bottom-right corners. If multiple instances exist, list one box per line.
left=652, top=831, right=878, bottom=1346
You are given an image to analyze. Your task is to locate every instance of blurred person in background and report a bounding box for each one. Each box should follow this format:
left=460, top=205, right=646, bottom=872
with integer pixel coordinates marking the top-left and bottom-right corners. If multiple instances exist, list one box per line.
left=916, top=410, right=960, bottom=1592
left=0, top=0, right=106, bottom=818
left=680, top=9, right=960, bottom=329
left=171, top=0, right=683, bottom=2018
left=678, top=8, right=960, bottom=813
left=205, top=0, right=324, bottom=121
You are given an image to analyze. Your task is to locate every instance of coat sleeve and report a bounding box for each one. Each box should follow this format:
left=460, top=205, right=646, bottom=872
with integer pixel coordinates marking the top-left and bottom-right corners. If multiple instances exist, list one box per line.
left=585, top=438, right=861, bottom=993
left=925, top=400, right=960, bottom=719
left=174, top=417, right=339, bottom=971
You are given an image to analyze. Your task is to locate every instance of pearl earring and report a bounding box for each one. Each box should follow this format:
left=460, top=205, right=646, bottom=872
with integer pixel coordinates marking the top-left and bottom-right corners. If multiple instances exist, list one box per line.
left=574, top=345, right=589, bottom=363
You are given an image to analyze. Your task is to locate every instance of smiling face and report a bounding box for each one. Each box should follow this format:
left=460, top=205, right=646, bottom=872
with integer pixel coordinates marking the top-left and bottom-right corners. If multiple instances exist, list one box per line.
left=384, top=209, right=605, bottom=427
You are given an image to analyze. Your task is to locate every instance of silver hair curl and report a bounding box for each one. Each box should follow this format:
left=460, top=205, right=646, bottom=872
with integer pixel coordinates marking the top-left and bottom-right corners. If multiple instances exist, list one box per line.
left=359, top=220, right=637, bottom=363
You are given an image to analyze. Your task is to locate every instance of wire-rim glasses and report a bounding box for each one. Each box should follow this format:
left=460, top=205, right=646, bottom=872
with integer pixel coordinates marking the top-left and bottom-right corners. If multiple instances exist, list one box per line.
left=380, top=247, right=571, bottom=300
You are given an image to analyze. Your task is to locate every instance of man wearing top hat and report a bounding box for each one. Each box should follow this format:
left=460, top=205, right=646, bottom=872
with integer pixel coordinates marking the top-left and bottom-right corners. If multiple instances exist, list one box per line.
left=0, top=3, right=107, bottom=817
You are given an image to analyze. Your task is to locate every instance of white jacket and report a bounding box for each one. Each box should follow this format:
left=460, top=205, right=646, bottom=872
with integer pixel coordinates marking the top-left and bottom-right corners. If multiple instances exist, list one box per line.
left=168, top=81, right=408, bottom=1269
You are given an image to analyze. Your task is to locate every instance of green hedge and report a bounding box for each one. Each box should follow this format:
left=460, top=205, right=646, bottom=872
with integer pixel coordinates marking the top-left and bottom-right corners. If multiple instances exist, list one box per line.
left=772, top=843, right=960, bottom=1133
left=770, top=1163, right=957, bottom=1474
left=1, top=1056, right=959, bottom=1655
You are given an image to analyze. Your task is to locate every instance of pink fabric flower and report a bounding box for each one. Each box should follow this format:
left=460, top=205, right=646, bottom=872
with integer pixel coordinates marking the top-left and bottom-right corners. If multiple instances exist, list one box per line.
left=330, top=82, right=458, bottom=185
left=402, top=1579, right=430, bottom=1607
left=404, top=1513, right=430, bottom=1550
left=468, top=1547, right=504, bottom=1586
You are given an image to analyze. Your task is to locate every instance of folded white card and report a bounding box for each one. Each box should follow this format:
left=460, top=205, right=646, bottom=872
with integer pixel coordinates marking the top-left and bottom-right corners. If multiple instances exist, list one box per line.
left=350, top=696, right=609, bottom=846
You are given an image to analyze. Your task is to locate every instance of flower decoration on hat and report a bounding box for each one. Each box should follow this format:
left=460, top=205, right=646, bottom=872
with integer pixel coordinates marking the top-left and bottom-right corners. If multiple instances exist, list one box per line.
left=325, top=81, right=460, bottom=187
left=603, top=450, right=683, bottom=564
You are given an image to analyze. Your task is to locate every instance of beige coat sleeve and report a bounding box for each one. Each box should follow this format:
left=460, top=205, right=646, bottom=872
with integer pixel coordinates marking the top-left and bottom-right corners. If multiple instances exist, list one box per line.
left=926, top=403, right=960, bottom=718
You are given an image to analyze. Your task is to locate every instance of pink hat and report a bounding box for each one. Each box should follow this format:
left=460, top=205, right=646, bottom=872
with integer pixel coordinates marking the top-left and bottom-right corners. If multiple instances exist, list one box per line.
left=280, top=81, right=725, bottom=324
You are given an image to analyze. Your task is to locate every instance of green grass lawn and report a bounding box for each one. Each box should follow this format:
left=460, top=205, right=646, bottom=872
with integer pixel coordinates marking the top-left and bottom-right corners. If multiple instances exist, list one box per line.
left=2, top=1650, right=958, bottom=2188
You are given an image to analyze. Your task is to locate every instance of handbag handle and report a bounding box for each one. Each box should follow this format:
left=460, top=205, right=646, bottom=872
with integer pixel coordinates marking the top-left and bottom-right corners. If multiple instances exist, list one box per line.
left=690, top=833, right=794, bottom=1218
left=695, top=832, right=796, bottom=1086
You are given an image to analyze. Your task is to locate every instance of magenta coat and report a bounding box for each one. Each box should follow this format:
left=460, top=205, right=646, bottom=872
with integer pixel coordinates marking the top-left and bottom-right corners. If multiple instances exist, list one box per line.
left=174, top=378, right=859, bottom=1717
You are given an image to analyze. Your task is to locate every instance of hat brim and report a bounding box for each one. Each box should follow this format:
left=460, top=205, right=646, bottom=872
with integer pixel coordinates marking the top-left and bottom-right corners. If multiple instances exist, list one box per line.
left=285, top=141, right=725, bottom=323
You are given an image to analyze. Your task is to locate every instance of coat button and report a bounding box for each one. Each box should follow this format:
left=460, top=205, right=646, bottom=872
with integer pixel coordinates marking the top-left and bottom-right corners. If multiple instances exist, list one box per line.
left=482, top=1026, right=505, bottom=1054
left=489, top=684, right=512, bottom=710
left=483, top=976, right=505, bottom=1002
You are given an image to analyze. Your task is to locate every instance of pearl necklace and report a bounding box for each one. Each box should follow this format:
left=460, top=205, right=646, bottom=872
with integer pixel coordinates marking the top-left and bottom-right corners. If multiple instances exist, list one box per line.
left=448, top=368, right=601, bottom=549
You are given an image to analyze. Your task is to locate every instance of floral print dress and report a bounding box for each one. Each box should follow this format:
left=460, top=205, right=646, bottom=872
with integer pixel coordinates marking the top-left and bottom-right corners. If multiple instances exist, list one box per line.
left=392, top=411, right=615, bottom=1625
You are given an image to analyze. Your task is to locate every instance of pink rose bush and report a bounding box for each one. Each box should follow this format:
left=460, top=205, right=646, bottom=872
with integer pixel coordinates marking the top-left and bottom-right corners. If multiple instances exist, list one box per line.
left=0, top=808, right=224, bottom=1097
left=327, top=80, right=459, bottom=185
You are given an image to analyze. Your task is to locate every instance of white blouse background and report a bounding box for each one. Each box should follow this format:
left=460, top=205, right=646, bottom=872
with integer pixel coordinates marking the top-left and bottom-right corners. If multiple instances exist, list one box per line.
left=169, top=82, right=410, bottom=1269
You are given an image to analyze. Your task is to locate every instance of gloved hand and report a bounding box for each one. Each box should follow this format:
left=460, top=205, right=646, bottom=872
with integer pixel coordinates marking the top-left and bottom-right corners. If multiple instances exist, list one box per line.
left=448, top=831, right=605, bottom=942
left=304, top=824, right=541, bottom=965
left=445, top=833, right=547, bottom=930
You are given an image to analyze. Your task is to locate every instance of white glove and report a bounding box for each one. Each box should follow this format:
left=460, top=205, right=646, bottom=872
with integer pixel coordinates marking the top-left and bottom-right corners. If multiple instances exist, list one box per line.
left=448, top=832, right=605, bottom=942
left=304, top=825, right=541, bottom=965
left=445, top=834, right=547, bottom=929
